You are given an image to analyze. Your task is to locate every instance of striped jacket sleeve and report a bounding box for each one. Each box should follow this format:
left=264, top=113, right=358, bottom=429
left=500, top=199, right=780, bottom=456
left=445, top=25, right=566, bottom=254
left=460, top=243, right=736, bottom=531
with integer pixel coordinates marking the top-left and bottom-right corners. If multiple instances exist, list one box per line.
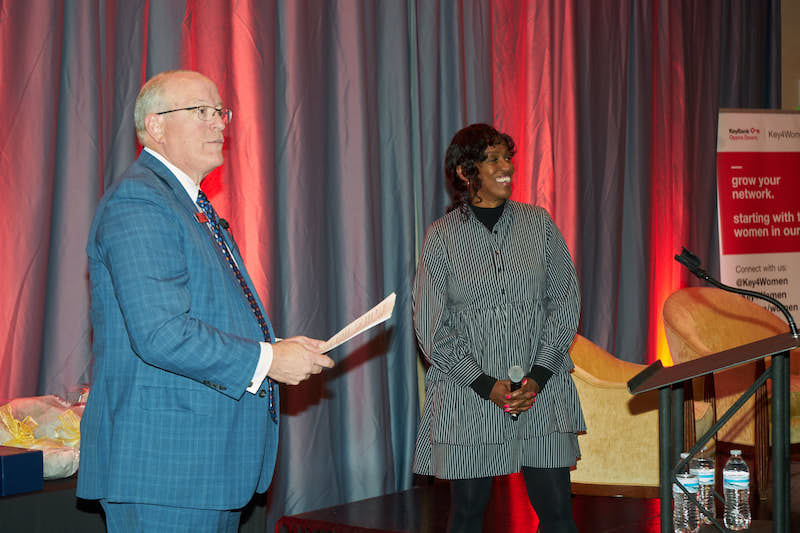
left=535, top=212, right=581, bottom=373
left=413, top=226, right=484, bottom=387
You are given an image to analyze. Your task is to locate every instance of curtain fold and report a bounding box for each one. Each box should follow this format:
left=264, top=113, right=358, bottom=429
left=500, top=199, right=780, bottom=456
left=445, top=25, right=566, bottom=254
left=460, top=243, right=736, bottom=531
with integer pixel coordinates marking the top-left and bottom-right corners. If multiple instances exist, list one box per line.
left=572, top=0, right=780, bottom=363
left=0, top=0, right=780, bottom=528
left=2, top=1, right=66, bottom=398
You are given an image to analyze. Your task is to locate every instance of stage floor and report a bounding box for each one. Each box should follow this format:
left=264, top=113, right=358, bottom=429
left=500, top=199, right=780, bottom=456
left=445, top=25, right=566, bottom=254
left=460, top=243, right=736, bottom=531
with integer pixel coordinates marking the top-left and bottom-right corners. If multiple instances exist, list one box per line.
left=278, top=458, right=800, bottom=533
left=278, top=477, right=663, bottom=532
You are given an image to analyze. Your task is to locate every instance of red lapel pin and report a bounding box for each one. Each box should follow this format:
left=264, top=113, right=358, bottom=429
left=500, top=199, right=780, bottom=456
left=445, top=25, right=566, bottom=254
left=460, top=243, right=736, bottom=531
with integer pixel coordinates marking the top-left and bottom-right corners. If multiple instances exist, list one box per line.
left=195, top=212, right=209, bottom=224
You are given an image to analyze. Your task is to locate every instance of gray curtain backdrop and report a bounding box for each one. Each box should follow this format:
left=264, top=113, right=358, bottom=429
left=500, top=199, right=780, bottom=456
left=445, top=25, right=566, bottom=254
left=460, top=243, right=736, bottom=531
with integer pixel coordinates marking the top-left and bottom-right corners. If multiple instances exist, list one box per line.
left=0, top=0, right=779, bottom=529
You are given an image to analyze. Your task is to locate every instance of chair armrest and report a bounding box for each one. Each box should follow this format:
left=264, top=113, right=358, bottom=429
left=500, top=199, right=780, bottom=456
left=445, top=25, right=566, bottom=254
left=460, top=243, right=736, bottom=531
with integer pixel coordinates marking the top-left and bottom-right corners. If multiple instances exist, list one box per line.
left=571, top=366, right=631, bottom=389
left=569, top=334, right=646, bottom=383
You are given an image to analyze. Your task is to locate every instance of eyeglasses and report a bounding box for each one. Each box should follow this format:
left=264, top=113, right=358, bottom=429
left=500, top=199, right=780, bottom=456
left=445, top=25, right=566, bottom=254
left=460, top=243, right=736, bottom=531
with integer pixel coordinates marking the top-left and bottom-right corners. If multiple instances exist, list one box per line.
left=156, top=106, right=232, bottom=125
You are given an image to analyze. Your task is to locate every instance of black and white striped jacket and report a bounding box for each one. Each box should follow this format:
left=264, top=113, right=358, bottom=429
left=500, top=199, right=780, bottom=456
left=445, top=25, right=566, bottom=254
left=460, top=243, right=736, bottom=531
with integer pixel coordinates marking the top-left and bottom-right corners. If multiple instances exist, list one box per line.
left=412, top=201, right=585, bottom=474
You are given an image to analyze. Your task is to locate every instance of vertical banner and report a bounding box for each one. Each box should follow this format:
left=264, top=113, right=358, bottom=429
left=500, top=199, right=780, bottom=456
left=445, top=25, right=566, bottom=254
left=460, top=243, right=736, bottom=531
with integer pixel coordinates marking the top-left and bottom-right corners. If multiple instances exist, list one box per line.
left=717, top=110, right=800, bottom=318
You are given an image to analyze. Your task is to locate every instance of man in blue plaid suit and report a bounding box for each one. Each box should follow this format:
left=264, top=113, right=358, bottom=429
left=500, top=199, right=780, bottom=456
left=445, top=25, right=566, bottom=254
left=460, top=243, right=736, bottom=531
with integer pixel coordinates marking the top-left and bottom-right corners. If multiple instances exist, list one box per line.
left=76, top=70, right=334, bottom=532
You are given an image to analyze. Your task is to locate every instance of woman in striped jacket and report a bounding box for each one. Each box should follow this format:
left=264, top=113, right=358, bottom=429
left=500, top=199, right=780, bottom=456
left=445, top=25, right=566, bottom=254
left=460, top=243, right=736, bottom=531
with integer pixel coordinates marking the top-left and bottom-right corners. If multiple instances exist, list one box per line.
left=412, top=124, right=585, bottom=533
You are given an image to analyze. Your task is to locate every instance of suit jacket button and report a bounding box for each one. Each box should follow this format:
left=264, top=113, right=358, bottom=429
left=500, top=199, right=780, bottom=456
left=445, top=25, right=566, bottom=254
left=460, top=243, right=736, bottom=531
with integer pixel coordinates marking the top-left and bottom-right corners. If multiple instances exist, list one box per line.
left=258, top=390, right=267, bottom=398
left=219, top=385, right=226, bottom=391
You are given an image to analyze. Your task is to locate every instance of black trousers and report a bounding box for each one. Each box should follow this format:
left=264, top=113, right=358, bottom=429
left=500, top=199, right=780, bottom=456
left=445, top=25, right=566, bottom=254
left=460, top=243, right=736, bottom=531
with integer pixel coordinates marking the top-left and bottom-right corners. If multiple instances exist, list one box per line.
left=448, top=467, right=578, bottom=533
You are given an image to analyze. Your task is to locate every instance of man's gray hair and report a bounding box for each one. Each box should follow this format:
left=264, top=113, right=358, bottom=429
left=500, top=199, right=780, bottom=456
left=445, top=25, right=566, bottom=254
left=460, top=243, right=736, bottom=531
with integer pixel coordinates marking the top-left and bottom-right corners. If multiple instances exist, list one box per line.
left=134, top=70, right=199, bottom=145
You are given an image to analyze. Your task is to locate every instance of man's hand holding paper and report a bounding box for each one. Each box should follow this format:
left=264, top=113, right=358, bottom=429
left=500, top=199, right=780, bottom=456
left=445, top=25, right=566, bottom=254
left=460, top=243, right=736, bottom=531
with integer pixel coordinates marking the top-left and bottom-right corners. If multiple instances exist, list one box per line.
left=270, top=337, right=334, bottom=385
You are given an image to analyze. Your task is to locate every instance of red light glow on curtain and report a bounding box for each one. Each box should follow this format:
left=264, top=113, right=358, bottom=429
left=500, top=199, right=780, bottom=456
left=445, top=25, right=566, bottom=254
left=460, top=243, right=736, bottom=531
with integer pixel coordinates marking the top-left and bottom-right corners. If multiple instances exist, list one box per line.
left=490, top=0, right=695, bottom=364
left=179, top=0, right=279, bottom=306
left=646, top=1, right=689, bottom=365
left=492, top=1, right=580, bottom=255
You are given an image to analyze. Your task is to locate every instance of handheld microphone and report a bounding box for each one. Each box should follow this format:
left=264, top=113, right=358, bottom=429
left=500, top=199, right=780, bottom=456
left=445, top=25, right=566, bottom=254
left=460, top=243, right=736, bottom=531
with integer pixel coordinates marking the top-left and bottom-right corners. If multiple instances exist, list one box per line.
left=508, top=365, right=525, bottom=421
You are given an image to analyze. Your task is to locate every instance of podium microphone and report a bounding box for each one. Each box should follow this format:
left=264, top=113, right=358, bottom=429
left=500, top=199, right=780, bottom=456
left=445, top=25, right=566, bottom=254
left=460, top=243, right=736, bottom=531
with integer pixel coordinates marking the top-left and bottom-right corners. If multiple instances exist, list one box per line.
left=675, top=247, right=798, bottom=337
left=508, top=365, right=525, bottom=421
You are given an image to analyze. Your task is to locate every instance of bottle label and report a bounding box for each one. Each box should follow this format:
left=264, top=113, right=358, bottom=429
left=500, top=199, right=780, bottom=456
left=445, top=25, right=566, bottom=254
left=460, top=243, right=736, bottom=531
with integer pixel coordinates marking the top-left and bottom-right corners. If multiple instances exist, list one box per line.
left=690, top=467, right=714, bottom=485
left=673, top=476, right=699, bottom=493
left=723, top=470, right=749, bottom=489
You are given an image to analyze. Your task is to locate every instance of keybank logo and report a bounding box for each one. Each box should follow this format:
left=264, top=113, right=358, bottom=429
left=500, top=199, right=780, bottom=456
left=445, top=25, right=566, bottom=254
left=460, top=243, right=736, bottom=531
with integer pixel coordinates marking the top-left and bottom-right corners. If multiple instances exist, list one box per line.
left=728, top=127, right=759, bottom=140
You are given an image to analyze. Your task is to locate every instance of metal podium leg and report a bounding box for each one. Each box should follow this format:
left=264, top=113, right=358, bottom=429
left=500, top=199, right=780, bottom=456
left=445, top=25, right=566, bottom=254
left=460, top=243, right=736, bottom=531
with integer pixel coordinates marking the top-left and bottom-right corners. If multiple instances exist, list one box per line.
left=771, top=350, right=790, bottom=533
left=671, top=385, right=684, bottom=464
left=783, top=350, right=792, bottom=532
left=660, top=386, right=672, bottom=533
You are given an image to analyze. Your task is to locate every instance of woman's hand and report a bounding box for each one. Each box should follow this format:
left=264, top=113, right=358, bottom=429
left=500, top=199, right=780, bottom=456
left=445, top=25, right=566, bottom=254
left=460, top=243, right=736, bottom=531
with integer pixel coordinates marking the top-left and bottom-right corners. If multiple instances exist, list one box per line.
left=489, top=378, right=539, bottom=416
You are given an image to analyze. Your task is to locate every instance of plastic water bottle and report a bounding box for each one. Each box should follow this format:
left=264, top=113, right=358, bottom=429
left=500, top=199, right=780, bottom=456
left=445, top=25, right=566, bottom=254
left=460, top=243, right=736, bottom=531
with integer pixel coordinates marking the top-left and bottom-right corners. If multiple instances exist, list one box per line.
left=673, top=452, right=700, bottom=533
left=723, top=450, right=751, bottom=530
left=689, top=451, right=715, bottom=524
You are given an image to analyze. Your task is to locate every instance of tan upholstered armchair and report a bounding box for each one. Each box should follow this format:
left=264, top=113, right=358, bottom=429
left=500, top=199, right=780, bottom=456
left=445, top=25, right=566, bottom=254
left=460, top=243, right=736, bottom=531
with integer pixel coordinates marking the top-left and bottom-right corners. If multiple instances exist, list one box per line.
left=662, top=287, right=800, bottom=496
left=570, top=334, right=664, bottom=495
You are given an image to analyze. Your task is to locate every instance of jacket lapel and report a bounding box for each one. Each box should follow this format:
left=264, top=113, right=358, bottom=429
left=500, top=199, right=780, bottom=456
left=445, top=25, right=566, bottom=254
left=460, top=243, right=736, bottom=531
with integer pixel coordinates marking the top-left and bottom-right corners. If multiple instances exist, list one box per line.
left=138, top=151, right=241, bottom=283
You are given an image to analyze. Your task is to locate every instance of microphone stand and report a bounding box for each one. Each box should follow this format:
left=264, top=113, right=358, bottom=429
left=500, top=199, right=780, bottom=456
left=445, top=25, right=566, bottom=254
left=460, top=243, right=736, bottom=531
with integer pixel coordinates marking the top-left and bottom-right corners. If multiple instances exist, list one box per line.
left=674, top=247, right=798, bottom=337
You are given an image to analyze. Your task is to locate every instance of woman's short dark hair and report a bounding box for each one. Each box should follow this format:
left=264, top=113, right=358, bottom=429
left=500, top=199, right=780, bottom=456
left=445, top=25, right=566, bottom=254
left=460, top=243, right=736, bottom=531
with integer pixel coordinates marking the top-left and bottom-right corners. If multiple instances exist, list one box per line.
left=444, top=123, right=515, bottom=215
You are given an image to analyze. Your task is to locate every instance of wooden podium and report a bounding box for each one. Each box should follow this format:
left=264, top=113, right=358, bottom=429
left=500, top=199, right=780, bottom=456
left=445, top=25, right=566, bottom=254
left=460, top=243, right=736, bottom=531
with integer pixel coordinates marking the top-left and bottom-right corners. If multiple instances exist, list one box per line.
left=628, top=331, right=798, bottom=533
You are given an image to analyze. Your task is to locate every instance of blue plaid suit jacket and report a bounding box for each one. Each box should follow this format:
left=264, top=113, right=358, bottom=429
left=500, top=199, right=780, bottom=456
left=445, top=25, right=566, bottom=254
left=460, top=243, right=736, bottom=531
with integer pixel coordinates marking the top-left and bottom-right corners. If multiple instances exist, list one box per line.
left=77, top=151, right=279, bottom=509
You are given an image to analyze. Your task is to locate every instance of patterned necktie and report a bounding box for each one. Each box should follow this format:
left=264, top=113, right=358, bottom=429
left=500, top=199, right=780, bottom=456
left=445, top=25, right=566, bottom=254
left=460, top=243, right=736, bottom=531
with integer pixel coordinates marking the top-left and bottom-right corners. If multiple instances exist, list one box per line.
left=196, top=191, right=277, bottom=423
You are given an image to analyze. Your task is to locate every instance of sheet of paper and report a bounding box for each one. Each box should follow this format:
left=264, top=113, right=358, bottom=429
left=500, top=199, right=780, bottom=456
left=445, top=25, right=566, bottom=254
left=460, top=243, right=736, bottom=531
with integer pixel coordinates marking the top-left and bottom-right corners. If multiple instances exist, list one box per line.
left=320, top=293, right=396, bottom=353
